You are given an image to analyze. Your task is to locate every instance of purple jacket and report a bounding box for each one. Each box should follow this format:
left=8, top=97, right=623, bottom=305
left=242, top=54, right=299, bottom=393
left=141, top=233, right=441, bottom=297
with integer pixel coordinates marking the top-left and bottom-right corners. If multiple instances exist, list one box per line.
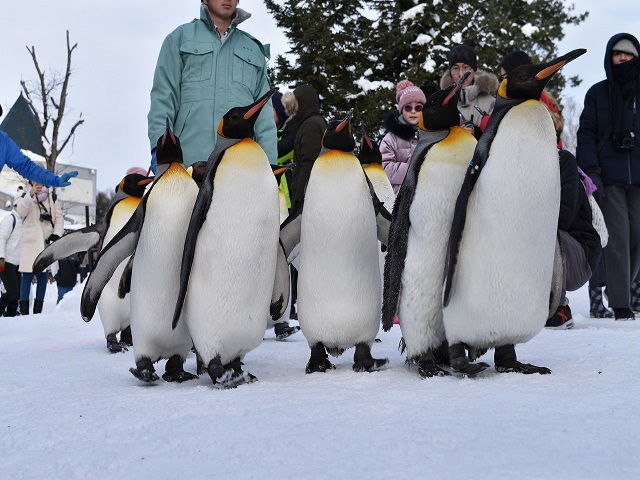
left=380, top=113, right=418, bottom=194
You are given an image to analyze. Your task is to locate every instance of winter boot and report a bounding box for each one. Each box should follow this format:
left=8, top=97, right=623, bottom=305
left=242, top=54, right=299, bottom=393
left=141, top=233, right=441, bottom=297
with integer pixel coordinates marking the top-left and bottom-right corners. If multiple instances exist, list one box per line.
left=0, top=298, right=7, bottom=317
left=4, top=300, right=19, bottom=317
left=19, top=300, right=29, bottom=316
left=33, top=300, right=44, bottom=314
left=630, top=281, right=640, bottom=312
left=613, top=308, right=636, bottom=321
left=589, top=287, right=613, bottom=318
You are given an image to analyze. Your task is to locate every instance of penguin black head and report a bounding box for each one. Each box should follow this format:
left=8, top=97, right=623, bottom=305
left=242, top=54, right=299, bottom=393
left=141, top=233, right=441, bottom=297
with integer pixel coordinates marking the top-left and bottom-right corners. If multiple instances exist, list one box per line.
left=357, top=128, right=382, bottom=165
left=116, top=173, right=154, bottom=198
left=420, top=71, right=471, bottom=131
left=270, top=163, right=294, bottom=183
left=498, top=49, right=587, bottom=101
left=217, top=87, right=279, bottom=140
left=156, top=118, right=184, bottom=165
left=322, top=109, right=356, bottom=152
left=186, top=161, right=207, bottom=187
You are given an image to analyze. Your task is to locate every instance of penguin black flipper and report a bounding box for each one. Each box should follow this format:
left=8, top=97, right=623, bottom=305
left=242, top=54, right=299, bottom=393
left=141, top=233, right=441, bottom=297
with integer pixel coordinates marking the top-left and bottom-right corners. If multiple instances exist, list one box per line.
left=270, top=243, right=290, bottom=320
left=362, top=169, right=392, bottom=245
left=442, top=97, right=526, bottom=307
left=279, top=200, right=304, bottom=261
left=118, top=253, right=135, bottom=299
left=381, top=130, right=448, bottom=331
left=172, top=138, right=241, bottom=330
left=32, top=223, right=103, bottom=275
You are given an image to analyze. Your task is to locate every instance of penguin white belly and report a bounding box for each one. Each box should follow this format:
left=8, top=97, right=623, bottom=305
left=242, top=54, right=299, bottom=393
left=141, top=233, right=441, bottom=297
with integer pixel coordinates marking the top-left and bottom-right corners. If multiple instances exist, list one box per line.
left=299, top=151, right=380, bottom=351
left=399, top=129, right=476, bottom=358
left=444, top=102, right=560, bottom=348
left=130, top=166, right=198, bottom=362
left=185, top=144, right=279, bottom=366
left=96, top=197, right=139, bottom=336
left=364, top=162, right=395, bottom=212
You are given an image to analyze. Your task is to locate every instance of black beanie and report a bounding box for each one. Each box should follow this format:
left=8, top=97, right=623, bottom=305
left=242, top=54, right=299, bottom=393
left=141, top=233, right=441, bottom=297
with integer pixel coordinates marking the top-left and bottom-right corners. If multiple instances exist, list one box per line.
left=272, top=91, right=289, bottom=127
left=499, top=51, right=533, bottom=74
left=449, top=44, right=478, bottom=71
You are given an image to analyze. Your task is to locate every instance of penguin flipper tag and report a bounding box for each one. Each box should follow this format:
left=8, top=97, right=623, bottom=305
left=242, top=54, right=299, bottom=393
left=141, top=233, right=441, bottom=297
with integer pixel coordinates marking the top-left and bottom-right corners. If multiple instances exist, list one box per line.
left=172, top=147, right=228, bottom=330
left=381, top=154, right=424, bottom=331
left=270, top=242, right=290, bottom=320
left=32, top=225, right=102, bottom=275
left=80, top=196, right=148, bottom=322
left=279, top=200, right=304, bottom=261
left=118, top=253, right=135, bottom=299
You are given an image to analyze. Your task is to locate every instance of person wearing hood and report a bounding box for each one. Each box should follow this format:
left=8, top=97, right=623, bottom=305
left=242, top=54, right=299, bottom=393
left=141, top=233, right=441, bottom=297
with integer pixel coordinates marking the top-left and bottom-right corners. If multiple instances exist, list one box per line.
left=440, top=44, right=499, bottom=139
left=147, top=0, right=276, bottom=171
left=16, top=180, right=64, bottom=315
left=289, top=84, right=327, bottom=207
left=577, top=33, right=640, bottom=321
left=380, top=79, right=426, bottom=195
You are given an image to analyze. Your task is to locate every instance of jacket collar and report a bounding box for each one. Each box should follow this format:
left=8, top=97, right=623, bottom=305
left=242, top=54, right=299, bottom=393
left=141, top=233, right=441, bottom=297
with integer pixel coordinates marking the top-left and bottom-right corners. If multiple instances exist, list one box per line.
left=200, top=4, right=251, bottom=32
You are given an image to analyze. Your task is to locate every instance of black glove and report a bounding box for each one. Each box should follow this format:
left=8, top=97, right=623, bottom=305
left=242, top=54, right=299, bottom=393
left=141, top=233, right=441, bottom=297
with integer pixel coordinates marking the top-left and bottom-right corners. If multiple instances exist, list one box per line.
left=47, top=234, right=60, bottom=243
left=587, top=171, right=605, bottom=203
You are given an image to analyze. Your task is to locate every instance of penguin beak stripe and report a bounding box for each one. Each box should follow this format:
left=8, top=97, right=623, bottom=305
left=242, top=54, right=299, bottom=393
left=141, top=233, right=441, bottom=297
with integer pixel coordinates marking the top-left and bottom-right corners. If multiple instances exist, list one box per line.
left=244, top=97, right=269, bottom=120
left=137, top=178, right=154, bottom=186
left=442, top=86, right=459, bottom=106
left=365, top=136, right=373, bottom=150
left=535, top=61, right=567, bottom=80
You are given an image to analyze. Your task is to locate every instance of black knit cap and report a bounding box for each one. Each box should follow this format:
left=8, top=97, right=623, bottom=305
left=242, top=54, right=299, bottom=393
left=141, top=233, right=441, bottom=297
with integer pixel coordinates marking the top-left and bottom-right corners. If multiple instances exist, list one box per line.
left=499, top=50, right=533, bottom=74
left=449, top=44, right=478, bottom=71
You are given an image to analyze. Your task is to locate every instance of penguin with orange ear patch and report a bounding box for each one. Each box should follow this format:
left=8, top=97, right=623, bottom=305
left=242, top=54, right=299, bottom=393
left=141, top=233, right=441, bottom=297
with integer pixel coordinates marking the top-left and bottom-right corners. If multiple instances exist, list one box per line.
left=81, top=119, right=199, bottom=383
left=279, top=110, right=391, bottom=374
left=443, top=49, right=586, bottom=375
left=172, top=88, right=282, bottom=388
left=381, top=72, right=478, bottom=378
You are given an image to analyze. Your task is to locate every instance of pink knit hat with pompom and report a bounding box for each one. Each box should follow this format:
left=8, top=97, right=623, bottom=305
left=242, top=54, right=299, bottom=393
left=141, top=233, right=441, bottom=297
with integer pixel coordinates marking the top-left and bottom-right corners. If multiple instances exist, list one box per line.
left=396, top=80, right=426, bottom=112
left=126, top=167, right=148, bottom=176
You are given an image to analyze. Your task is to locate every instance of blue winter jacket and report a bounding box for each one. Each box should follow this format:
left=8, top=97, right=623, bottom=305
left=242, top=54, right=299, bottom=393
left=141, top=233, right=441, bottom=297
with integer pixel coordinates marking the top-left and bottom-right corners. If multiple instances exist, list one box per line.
left=148, top=5, right=276, bottom=167
left=0, top=131, right=62, bottom=187
left=576, top=33, right=640, bottom=186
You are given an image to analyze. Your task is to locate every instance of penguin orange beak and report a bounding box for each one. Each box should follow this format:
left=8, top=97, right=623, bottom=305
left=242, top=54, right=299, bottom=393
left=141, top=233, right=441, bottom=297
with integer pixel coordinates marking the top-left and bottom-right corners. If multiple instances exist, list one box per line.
left=137, top=177, right=154, bottom=186
left=535, top=49, right=587, bottom=80
left=272, top=166, right=289, bottom=176
left=335, top=109, right=354, bottom=134
left=244, top=87, right=279, bottom=120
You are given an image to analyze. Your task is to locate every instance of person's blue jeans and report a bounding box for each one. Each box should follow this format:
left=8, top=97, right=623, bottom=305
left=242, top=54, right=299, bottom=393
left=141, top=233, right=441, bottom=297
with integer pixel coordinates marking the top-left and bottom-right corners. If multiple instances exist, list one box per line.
left=20, top=272, right=48, bottom=301
left=57, top=286, right=73, bottom=304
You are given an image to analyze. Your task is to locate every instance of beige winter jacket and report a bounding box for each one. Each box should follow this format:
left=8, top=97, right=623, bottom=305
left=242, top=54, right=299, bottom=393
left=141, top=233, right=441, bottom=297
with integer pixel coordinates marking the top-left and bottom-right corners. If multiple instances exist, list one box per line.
left=440, top=69, right=499, bottom=128
left=16, top=190, right=63, bottom=273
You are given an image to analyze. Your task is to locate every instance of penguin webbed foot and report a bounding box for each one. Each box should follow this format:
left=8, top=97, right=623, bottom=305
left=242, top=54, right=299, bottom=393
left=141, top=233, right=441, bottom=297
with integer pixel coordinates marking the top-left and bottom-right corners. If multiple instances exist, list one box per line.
left=274, top=323, right=301, bottom=341
left=305, top=343, right=336, bottom=374
left=413, top=350, right=450, bottom=378
left=494, top=344, right=551, bottom=375
left=449, top=343, right=489, bottom=376
left=119, top=326, right=133, bottom=347
left=106, top=333, right=128, bottom=353
left=162, top=355, right=198, bottom=383
left=352, top=343, right=388, bottom=373
left=208, top=356, right=256, bottom=388
left=129, top=357, right=159, bottom=382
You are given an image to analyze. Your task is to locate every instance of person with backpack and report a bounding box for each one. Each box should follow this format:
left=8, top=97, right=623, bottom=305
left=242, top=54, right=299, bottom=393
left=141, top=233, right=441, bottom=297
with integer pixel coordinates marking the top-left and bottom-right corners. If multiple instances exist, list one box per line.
left=0, top=201, right=23, bottom=317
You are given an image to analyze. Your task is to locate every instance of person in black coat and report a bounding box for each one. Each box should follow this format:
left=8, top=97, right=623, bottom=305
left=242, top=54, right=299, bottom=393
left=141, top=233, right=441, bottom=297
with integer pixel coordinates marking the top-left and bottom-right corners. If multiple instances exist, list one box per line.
left=576, top=33, right=640, bottom=321
left=55, top=253, right=81, bottom=304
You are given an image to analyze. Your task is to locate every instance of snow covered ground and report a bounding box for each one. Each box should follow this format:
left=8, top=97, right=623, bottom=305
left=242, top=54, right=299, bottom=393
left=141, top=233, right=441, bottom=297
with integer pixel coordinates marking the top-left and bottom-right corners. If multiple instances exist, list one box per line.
left=1, top=283, right=638, bottom=479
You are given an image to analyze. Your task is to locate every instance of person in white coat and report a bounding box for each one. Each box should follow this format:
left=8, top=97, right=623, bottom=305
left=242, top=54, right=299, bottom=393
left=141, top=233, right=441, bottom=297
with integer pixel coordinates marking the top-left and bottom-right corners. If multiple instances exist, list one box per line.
left=16, top=181, right=64, bottom=315
left=0, top=202, right=23, bottom=317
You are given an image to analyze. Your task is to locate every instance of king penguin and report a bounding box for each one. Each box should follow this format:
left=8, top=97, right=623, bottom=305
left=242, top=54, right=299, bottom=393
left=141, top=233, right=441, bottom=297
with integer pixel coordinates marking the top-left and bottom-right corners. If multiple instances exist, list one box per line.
left=381, top=73, right=478, bottom=377
left=279, top=110, right=391, bottom=373
left=81, top=120, right=199, bottom=382
left=442, top=49, right=586, bottom=374
left=358, top=130, right=395, bottom=213
left=172, top=88, right=283, bottom=388
left=33, top=173, right=153, bottom=353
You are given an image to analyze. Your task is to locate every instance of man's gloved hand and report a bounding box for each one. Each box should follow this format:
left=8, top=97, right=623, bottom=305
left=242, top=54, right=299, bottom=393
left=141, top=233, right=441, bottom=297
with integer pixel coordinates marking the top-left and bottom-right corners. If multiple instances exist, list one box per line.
left=48, top=234, right=60, bottom=243
left=46, top=171, right=79, bottom=188
left=0, top=258, right=5, bottom=272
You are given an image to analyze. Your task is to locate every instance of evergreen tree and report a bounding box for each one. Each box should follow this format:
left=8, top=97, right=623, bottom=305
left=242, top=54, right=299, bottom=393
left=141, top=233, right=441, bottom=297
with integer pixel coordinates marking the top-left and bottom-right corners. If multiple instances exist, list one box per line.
left=267, top=0, right=587, bottom=139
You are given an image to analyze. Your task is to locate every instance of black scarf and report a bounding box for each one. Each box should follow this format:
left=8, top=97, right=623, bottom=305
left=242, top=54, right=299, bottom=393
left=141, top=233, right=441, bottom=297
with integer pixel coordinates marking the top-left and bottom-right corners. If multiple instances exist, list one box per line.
left=611, top=57, right=639, bottom=148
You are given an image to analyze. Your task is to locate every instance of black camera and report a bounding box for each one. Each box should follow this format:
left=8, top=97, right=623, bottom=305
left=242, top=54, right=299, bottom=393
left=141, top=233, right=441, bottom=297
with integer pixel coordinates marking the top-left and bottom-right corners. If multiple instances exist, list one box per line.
left=40, top=212, right=52, bottom=223
left=620, top=132, right=635, bottom=150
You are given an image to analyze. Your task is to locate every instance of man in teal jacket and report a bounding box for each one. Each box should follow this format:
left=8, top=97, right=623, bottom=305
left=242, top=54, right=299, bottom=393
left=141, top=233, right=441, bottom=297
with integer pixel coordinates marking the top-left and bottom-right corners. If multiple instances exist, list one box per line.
left=148, top=0, right=276, bottom=170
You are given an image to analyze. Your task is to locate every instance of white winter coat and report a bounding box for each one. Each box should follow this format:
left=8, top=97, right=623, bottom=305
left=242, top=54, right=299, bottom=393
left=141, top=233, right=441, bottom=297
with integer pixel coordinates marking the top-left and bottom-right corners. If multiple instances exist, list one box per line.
left=0, top=211, right=23, bottom=265
left=16, top=191, right=63, bottom=273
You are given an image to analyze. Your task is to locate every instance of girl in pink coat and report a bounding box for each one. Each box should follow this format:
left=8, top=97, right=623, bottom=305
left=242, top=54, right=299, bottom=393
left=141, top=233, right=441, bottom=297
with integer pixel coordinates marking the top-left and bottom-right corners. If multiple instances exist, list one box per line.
left=381, top=80, right=426, bottom=194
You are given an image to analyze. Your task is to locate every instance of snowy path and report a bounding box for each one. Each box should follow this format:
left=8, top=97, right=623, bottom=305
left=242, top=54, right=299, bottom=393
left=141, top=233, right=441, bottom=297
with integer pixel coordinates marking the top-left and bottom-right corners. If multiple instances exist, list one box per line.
left=1, top=285, right=638, bottom=479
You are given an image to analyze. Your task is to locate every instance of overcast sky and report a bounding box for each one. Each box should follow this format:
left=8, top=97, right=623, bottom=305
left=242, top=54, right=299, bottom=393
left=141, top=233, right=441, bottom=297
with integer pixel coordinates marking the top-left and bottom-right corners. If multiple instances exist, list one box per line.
left=1, top=0, right=638, bottom=192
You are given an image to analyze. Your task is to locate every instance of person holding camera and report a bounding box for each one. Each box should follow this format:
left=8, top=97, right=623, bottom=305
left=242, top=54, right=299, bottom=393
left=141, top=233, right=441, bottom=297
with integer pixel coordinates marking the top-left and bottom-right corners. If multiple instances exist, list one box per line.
left=577, top=33, right=640, bottom=321
left=15, top=181, right=64, bottom=315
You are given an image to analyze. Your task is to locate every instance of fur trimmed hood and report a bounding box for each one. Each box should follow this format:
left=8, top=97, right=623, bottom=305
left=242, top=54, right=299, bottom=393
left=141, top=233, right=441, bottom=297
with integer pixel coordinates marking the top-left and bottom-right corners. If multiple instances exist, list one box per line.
left=382, top=113, right=417, bottom=141
left=440, top=69, right=499, bottom=96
